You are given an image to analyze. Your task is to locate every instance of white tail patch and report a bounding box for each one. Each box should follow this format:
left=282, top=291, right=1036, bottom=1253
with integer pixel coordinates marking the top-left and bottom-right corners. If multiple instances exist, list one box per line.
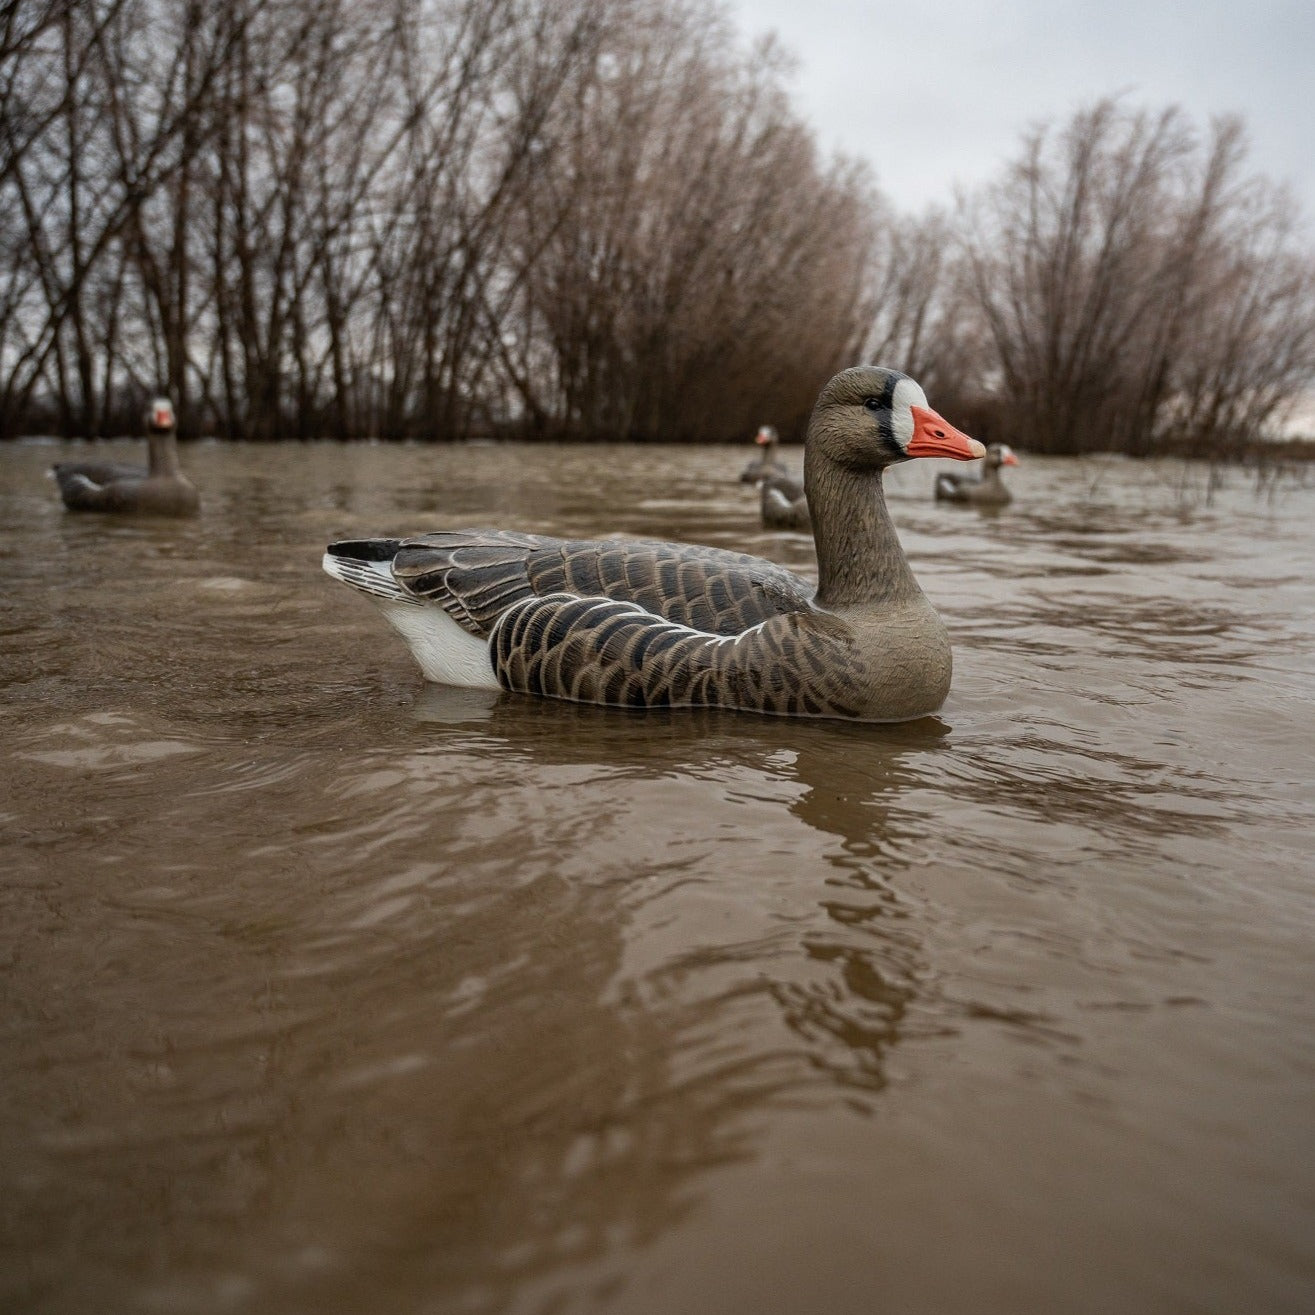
left=322, top=551, right=498, bottom=689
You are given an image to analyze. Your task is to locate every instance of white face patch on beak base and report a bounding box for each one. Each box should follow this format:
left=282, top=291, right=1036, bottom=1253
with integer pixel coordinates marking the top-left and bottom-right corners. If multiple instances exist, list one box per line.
left=889, top=377, right=929, bottom=450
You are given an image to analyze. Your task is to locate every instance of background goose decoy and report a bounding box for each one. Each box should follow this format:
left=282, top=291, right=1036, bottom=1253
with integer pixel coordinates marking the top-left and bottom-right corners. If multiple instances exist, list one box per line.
left=758, top=469, right=810, bottom=531
left=51, top=397, right=199, bottom=516
left=738, top=424, right=791, bottom=483
left=738, top=422, right=809, bottom=529
left=324, top=365, right=986, bottom=722
left=933, top=442, right=1018, bottom=506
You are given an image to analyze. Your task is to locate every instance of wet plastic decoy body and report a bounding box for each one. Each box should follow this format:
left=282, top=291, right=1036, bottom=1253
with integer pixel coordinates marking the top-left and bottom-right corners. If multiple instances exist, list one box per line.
left=51, top=398, right=199, bottom=516
left=758, top=470, right=810, bottom=531
left=934, top=442, right=1018, bottom=505
left=739, top=423, right=809, bottom=529
left=324, top=366, right=986, bottom=722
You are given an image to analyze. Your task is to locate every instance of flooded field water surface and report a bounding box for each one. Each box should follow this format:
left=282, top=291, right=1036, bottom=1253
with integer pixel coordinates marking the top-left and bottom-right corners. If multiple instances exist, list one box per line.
left=2, top=438, right=1314, bottom=1315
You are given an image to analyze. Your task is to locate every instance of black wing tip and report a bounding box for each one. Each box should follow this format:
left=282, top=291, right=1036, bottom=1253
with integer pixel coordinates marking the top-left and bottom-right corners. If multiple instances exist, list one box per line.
left=326, top=538, right=404, bottom=563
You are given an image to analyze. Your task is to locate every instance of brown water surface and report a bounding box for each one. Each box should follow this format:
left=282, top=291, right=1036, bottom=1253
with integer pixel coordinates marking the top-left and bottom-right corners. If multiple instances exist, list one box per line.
left=2, top=440, right=1314, bottom=1314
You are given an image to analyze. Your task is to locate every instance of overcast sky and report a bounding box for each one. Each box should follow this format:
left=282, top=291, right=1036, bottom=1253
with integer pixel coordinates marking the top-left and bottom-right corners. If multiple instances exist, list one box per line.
left=729, top=0, right=1315, bottom=222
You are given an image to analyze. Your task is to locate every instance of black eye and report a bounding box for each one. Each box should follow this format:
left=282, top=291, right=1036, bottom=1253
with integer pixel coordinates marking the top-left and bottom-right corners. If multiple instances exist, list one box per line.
left=863, top=397, right=880, bottom=412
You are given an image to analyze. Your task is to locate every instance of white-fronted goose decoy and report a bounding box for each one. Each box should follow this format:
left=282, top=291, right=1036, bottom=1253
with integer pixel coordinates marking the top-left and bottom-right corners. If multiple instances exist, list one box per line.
left=758, top=470, right=810, bottom=532
left=51, top=397, right=199, bottom=516
left=324, top=366, right=986, bottom=722
left=933, top=442, right=1017, bottom=506
left=739, top=425, right=792, bottom=483
left=739, top=424, right=809, bottom=529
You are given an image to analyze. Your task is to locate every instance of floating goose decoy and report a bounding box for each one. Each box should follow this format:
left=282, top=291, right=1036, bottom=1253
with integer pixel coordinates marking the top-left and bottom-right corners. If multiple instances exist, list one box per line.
left=739, top=422, right=809, bottom=528
left=51, top=397, right=199, bottom=516
left=758, top=469, right=810, bottom=532
left=739, top=424, right=792, bottom=483
left=324, top=366, right=985, bottom=722
left=933, top=442, right=1017, bottom=506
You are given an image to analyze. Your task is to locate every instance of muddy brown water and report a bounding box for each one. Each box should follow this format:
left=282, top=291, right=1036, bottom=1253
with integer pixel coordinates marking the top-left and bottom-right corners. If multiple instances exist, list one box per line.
left=2, top=439, right=1314, bottom=1314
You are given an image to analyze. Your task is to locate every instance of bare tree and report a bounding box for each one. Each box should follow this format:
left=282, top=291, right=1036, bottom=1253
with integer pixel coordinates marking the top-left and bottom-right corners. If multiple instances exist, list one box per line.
left=0, top=0, right=263, bottom=435
left=514, top=5, right=875, bottom=441
left=862, top=204, right=989, bottom=414
left=962, top=100, right=1192, bottom=452
left=961, top=98, right=1315, bottom=455
left=1164, top=181, right=1315, bottom=454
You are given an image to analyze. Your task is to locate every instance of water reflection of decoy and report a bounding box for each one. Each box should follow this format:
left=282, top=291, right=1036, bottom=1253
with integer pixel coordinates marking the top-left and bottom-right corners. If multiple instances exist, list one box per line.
left=324, top=365, right=986, bottom=722
left=933, top=442, right=1018, bottom=506
left=786, top=719, right=949, bottom=859
left=50, top=397, right=199, bottom=516
left=405, top=695, right=932, bottom=1097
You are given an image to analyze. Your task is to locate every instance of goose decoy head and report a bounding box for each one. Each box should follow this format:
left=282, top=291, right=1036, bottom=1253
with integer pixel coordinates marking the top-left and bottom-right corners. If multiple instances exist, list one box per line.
left=988, top=443, right=1019, bottom=467
left=147, top=397, right=176, bottom=432
left=812, top=365, right=984, bottom=469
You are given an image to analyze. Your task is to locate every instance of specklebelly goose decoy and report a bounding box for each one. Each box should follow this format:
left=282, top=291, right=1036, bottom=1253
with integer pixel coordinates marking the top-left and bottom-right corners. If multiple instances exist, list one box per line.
left=933, top=442, right=1017, bottom=506
left=739, top=423, right=809, bottom=529
left=758, top=469, right=810, bottom=532
left=739, top=424, right=792, bottom=484
left=51, top=397, right=199, bottom=516
left=323, top=366, right=986, bottom=722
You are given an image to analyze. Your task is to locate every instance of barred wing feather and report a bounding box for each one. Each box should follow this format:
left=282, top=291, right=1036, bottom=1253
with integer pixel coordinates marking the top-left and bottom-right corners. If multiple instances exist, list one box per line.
left=387, top=530, right=813, bottom=638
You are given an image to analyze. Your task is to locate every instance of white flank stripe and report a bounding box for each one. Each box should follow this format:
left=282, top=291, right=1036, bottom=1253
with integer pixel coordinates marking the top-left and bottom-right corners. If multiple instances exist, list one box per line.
left=376, top=601, right=499, bottom=689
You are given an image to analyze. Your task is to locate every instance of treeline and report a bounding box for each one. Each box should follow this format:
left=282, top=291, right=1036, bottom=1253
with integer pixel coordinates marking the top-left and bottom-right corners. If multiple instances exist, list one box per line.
left=956, top=103, right=1315, bottom=455
left=0, top=0, right=874, bottom=441
left=3, top=0, right=1314, bottom=451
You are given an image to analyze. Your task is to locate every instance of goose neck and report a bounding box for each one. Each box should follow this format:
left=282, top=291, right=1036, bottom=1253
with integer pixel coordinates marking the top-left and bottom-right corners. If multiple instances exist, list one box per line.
left=806, top=454, right=921, bottom=609
left=147, top=430, right=181, bottom=477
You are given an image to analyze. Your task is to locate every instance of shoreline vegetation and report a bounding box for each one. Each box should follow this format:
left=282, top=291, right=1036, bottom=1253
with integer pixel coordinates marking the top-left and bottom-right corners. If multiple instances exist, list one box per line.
left=22, top=431, right=1315, bottom=466
left=3, top=0, right=1313, bottom=458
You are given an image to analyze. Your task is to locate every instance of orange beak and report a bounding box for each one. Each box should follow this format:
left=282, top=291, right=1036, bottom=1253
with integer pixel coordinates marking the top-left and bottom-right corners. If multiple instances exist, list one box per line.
left=755, top=429, right=772, bottom=446
left=907, top=405, right=985, bottom=460
left=1002, top=450, right=1019, bottom=466
left=153, top=406, right=172, bottom=427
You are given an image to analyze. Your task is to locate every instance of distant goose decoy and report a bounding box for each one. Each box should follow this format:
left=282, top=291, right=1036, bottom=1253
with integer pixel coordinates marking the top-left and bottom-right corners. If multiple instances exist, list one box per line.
left=758, top=469, right=810, bottom=532
left=324, top=366, right=986, bottom=722
left=933, top=442, right=1018, bottom=506
left=739, top=424, right=790, bottom=483
left=51, top=397, right=199, bottom=516
left=739, top=422, right=810, bottom=529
